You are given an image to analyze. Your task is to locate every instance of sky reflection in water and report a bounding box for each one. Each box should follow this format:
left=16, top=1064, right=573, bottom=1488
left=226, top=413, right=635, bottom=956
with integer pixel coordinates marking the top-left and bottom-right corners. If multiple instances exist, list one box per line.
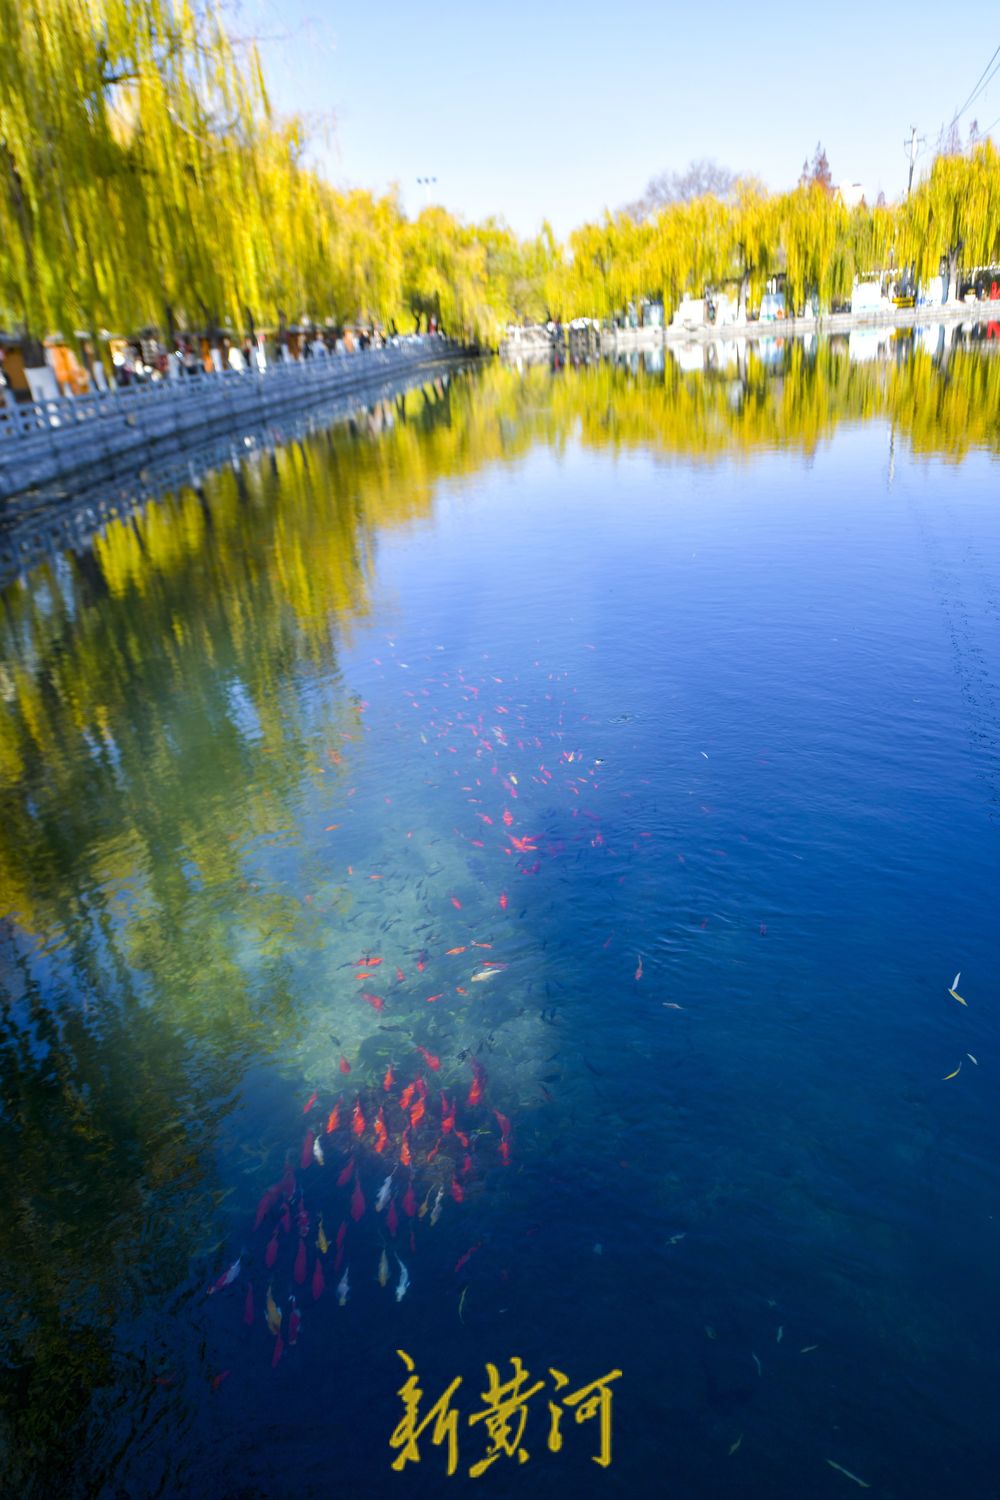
left=1, top=334, right=999, bottom=1499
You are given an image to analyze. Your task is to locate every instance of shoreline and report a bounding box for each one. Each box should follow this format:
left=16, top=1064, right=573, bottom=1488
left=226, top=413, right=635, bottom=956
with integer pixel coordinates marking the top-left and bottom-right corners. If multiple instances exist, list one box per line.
left=502, top=300, right=999, bottom=358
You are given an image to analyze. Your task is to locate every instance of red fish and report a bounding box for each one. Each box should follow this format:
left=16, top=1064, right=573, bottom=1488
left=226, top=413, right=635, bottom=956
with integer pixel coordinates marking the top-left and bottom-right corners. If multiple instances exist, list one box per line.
left=288, top=1300, right=301, bottom=1344
left=374, top=1107, right=388, bottom=1153
left=278, top=1203, right=291, bottom=1233
left=295, top=1201, right=309, bottom=1238
left=293, top=1239, right=307, bottom=1285
left=335, top=1220, right=347, bottom=1252
left=450, top=1176, right=464, bottom=1203
left=387, top=1199, right=399, bottom=1237
left=455, top=1129, right=470, bottom=1149
left=634, top=955, right=643, bottom=981
left=415, top=1076, right=428, bottom=1100
left=498, top=1140, right=511, bottom=1166
left=300, top=1131, right=314, bottom=1169
left=493, top=1108, right=512, bottom=1139
left=350, top=1179, right=365, bottom=1221
left=339, top=1056, right=351, bottom=1075
left=502, top=809, right=514, bottom=827
left=211, top=1369, right=230, bottom=1391
left=254, top=1187, right=278, bottom=1230
left=402, top=1182, right=417, bottom=1217
left=450, top=896, right=462, bottom=909
left=499, top=892, right=508, bottom=911
left=383, top=1063, right=395, bottom=1091
left=243, top=1284, right=255, bottom=1325
left=362, top=991, right=385, bottom=1012
left=278, top=1164, right=295, bottom=1200
left=461, top=1154, right=473, bottom=1176
left=356, top=956, right=383, bottom=968
left=303, top=1091, right=318, bottom=1114
left=395, top=967, right=405, bottom=982
left=312, top=1258, right=325, bottom=1301
left=415, top=1045, right=440, bottom=1072
left=336, top=1158, right=355, bottom=1187
left=325, top=1104, right=340, bottom=1135
left=265, top=1231, right=278, bottom=1269
left=454, top=1242, right=482, bottom=1273
left=271, top=1330, right=284, bottom=1368
left=410, top=1099, right=426, bottom=1128
left=467, top=1062, right=485, bottom=1108
left=425, top=993, right=443, bottom=1004
left=352, top=1100, right=366, bottom=1138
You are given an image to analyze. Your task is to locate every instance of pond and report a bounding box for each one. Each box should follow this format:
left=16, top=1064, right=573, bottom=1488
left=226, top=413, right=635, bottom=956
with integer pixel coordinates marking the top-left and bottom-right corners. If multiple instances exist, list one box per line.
left=1, top=329, right=999, bottom=1499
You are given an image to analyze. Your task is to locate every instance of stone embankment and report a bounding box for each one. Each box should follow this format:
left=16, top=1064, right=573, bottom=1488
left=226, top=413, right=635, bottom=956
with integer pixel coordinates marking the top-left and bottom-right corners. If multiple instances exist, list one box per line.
left=502, top=300, right=999, bottom=358
left=0, top=339, right=466, bottom=504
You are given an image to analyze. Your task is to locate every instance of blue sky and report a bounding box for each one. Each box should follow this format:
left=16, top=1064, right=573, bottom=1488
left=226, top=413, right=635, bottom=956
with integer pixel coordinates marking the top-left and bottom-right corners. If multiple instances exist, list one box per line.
left=247, top=0, right=999, bottom=235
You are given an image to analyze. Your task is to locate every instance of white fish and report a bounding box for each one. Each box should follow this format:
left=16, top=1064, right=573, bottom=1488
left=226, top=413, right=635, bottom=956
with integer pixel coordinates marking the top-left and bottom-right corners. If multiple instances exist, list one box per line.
left=337, top=1267, right=350, bottom=1306
left=826, top=1459, right=870, bottom=1487
left=207, top=1256, right=241, bottom=1295
left=752, top=1352, right=762, bottom=1376
left=967, top=1053, right=979, bottom=1065
left=375, top=1172, right=395, bottom=1212
left=776, top=1325, right=783, bottom=1343
left=801, top=1344, right=819, bottom=1353
left=430, top=1186, right=444, bottom=1226
left=668, top=1233, right=686, bottom=1245
left=470, top=968, right=501, bottom=983
left=312, top=1135, right=325, bottom=1166
left=395, top=1255, right=410, bottom=1302
left=952, top=972, right=961, bottom=990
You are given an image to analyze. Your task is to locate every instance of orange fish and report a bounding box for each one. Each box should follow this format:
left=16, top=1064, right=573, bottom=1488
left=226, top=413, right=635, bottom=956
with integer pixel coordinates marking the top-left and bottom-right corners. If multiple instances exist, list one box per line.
left=467, top=1061, right=485, bottom=1108
left=362, top=992, right=384, bottom=1012
left=395, top=967, right=405, bottom=982
left=352, top=1100, right=365, bottom=1138
left=325, top=1104, right=340, bottom=1135
left=499, top=892, right=508, bottom=911
left=426, top=1136, right=443, bottom=1163
left=425, top=993, right=443, bottom=1004
left=410, top=1099, right=426, bottom=1128
left=415, top=1045, right=440, bottom=1072
left=374, top=1107, right=388, bottom=1153
left=303, top=1092, right=318, bottom=1114
left=509, top=835, right=537, bottom=853
left=446, top=946, right=467, bottom=955
left=383, top=1063, right=395, bottom=1092
left=399, top=1082, right=416, bottom=1111
left=400, top=1130, right=412, bottom=1168
left=339, top=1056, right=351, bottom=1075
left=502, top=809, right=513, bottom=827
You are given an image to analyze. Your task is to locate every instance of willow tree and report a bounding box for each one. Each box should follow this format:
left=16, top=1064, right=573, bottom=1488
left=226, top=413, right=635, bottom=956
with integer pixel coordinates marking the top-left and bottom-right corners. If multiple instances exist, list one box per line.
left=901, top=141, right=1000, bottom=301
left=0, top=0, right=273, bottom=347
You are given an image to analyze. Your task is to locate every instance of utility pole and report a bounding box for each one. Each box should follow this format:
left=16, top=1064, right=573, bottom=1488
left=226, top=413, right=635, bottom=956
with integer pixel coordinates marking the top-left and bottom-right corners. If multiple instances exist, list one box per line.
left=904, top=125, right=924, bottom=197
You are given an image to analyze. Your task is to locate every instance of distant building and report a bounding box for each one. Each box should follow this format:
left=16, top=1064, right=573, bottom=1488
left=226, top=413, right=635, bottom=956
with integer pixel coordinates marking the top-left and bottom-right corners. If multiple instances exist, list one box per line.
left=836, top=182, right=866, bottom=209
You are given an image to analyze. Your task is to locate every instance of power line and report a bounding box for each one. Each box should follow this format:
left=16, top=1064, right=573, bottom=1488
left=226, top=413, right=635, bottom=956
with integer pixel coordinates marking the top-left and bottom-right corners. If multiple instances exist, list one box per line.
left=950, top=41, right=1000, bottom=126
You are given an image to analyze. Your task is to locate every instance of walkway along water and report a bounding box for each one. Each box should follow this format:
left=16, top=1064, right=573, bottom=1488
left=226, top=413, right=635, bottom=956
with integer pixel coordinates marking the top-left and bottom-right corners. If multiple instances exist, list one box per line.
left=0, top=340, right=469, bottom=505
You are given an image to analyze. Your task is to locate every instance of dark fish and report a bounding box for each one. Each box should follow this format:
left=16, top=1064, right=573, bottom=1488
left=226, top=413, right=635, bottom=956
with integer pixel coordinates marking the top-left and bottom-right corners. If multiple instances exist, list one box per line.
left=584, top=1059, right=604, bottom=1077
left=541, top=1072, right=561, bottom=1083
left=378, top=1025, right=408, bottom=1033
left=330, top=1034, right=342, bottom=1046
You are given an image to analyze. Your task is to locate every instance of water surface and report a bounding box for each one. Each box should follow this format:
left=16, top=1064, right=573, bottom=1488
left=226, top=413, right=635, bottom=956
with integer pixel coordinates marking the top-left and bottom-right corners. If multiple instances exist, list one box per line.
left=2, top=333, right=999, bottom=1498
